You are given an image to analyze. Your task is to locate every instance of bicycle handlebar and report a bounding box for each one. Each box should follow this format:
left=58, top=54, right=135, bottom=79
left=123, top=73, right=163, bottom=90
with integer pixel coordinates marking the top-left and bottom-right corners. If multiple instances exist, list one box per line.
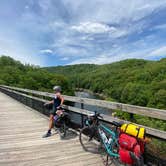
left=94, top=111, right=103, bottom=119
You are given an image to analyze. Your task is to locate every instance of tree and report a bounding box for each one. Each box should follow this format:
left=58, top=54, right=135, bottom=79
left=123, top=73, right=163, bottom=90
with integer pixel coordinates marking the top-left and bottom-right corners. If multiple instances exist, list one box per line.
left=121, top=83, right=150, bottom=106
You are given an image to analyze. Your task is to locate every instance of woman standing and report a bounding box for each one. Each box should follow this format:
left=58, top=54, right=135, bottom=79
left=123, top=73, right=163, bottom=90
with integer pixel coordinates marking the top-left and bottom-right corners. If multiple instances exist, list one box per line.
left=43, top=86, right=64, bottom=138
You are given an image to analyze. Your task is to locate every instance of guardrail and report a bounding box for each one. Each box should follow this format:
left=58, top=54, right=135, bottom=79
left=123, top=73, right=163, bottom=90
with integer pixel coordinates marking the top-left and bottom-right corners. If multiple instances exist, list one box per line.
left=1, top=85, right=166, bottom=120
left=0, top=85, right=166, bottom=140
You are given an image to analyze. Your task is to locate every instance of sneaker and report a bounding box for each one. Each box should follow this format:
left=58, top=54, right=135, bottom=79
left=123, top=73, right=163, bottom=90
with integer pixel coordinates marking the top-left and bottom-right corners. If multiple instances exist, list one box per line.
left=54, top=127, right=58, bottom=131
left=42, top=132, right=51, bottom=138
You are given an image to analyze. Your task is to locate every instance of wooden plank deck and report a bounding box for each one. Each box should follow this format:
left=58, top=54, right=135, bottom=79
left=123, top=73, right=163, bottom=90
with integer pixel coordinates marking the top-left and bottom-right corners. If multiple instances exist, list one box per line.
left=0, top=92, right=107, bottom=166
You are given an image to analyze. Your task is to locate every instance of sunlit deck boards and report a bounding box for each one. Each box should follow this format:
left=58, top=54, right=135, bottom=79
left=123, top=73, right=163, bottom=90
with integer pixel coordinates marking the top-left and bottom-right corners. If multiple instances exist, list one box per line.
left=0, top=92, right=106, bottom=166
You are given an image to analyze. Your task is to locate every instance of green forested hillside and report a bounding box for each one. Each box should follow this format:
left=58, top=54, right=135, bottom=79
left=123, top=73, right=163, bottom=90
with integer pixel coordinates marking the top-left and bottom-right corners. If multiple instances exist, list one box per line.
left=45, top=64, right=98, bottom=76
left=1, top=56, right=165, bottom=109
left=45, top=58, right=166, bottom=110
left=0, top=56, right=73, bottom=95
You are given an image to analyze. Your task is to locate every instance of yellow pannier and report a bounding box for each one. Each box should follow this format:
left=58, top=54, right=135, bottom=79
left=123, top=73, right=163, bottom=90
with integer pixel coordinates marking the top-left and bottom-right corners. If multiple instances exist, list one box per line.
left=120, top=123, right=145, bottom=139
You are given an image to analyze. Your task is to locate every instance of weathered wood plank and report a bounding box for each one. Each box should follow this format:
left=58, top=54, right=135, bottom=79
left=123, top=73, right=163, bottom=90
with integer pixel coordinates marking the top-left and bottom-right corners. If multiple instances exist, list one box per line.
left=0, top=153, right=105, bottom=166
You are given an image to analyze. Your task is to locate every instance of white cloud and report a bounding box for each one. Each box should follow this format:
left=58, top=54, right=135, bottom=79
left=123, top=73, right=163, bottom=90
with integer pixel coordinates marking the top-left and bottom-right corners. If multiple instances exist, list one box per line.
left=0, top=45, right=43, bottom=66
left=136, top=1, right=166, bottom=12
left=71, top=22, right=113, bottom=34
left=68, top=45, right=165, bottom=65
left=55, top=45, right=88, bottom=57
left=153, top=24, right=166, bottom=30
left=61, top=57, right=69, bottom=61
left=81, top=36, right=94, bottom=41
left=64, top=0, right=166, bottom=23
left=109, top=28, right=128, bottom=38
left=38, top=0, right=52, bottom=11
left=40, top=49, right=53, bottom=54
left=68, top=53, right=130, bottom=65
left=25, top=5, right=29, bottom=10
left=149, top=46, right=166, bottom=57
left=136, top=4, right=151, bottom=10
left=71, top=21, right=129, bottom=38
left=0, top=35, right=45, bottom=66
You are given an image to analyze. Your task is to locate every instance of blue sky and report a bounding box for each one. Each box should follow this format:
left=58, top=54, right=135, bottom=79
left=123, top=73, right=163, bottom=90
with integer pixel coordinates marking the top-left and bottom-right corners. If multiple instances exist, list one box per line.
left=0, top=0, right=166, bottom=66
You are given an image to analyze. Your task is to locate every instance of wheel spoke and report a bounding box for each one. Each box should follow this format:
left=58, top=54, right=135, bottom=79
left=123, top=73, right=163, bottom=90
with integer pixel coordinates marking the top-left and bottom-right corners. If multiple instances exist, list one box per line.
left=79, top=127, right=100, bottom=153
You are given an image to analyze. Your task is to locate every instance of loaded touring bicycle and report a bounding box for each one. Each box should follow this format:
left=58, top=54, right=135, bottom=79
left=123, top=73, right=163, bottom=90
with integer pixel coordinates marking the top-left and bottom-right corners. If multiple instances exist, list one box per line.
left=79, top=111, right=147, bottom=166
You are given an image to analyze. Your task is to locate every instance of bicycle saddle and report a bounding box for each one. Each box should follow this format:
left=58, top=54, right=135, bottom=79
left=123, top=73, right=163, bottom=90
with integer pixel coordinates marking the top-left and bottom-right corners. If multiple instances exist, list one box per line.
left=112, top=121, right=122, bottom=127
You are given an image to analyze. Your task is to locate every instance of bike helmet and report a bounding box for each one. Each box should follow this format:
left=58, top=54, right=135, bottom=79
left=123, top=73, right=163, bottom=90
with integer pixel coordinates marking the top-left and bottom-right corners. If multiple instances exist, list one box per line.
left=53, top=86, right=61, bottom=92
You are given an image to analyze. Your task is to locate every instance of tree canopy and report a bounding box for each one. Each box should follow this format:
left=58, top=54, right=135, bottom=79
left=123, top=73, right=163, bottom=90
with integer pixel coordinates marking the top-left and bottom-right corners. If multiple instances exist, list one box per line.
left=0, top=56, right=73, bottom=95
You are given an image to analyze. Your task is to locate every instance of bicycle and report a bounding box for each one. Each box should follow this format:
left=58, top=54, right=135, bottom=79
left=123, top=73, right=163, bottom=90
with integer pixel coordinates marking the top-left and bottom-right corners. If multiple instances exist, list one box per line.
left=79, top=112, right=145, bottom=166
left=53, top=107, right=70, bottom=138
left=44, top=103, right=70, bottom=138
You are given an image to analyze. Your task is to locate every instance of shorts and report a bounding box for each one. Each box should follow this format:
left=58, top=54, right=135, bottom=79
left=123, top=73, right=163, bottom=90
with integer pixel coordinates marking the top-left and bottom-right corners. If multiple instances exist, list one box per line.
left=49, top=107, right=57, bottom=116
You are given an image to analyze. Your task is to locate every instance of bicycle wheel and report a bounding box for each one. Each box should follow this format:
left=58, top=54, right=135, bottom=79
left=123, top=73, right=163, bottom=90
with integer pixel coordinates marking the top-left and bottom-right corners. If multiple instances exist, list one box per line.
left=111, top=157, right=122, bottom=166
left=79, top=126, right=101, bottom=153
left=59, top=122, right=66, bottom=139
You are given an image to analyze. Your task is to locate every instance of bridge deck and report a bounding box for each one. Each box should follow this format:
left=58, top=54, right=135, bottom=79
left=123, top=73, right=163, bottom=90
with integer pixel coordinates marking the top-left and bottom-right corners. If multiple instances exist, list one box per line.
left=0, top=92, right=107, bottom=166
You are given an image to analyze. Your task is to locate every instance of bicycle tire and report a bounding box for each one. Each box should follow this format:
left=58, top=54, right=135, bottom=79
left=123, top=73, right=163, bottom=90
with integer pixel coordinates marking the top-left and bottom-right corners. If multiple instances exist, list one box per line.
left=59, top=122, right=66, bottom=139
left=111, top=157, right=123, bottom=166
left=79, top=126, right=101, bottom=154
left=130, top=152, right=144, bottom=166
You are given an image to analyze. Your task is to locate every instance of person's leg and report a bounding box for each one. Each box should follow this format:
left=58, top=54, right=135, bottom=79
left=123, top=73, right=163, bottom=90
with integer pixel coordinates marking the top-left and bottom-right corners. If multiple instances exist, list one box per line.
left=48, top=114, right=54, bottom=132
left=43, top=114, right=54, bottom=138
left=43, top=106, right=57, bottom=138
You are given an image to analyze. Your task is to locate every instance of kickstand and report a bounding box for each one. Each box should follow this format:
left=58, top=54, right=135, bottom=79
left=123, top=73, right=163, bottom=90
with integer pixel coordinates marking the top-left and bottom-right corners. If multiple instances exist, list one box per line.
left=106, top=154, right=109, bottom=166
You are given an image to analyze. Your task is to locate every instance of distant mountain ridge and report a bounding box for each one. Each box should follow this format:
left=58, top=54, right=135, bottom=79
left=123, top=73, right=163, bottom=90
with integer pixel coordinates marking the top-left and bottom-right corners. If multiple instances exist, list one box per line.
left=43, top=59, right=151, bottom=79
left=44, top=64, right=98, bottom=75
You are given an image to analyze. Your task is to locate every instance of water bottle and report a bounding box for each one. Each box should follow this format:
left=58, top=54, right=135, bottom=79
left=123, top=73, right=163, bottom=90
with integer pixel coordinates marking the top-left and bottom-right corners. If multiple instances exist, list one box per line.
left=100, top=130, right=108, bottom=143
left=108, top=137, right=112, bottom=144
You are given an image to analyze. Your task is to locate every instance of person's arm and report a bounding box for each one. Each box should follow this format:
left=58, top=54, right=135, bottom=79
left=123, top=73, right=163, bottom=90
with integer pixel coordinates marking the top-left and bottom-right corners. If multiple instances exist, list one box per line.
left=59, top=95, right=64, bottom=106
left=44, top=100, right=53, bottom=106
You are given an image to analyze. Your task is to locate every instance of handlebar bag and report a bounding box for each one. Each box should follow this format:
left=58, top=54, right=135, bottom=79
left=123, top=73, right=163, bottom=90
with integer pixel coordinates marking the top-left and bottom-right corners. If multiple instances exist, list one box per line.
left=120, top=123, right=145, bottom=139
left=54, top=115, right=62, bottom=128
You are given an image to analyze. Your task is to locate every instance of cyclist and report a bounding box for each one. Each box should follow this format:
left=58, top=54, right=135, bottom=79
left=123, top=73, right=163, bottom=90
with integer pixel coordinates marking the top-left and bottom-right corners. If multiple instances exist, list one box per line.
left=43, top=86, right=64, bottom=138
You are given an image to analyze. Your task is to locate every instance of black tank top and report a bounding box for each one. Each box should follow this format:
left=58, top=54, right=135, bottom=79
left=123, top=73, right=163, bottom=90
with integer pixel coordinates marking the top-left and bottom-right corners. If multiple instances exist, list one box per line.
left=53, top=95, right=61, bottom=109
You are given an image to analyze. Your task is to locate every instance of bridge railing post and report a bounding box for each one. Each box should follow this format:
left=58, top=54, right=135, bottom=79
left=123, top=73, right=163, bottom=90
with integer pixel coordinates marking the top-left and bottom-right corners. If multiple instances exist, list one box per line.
left=130, top=113, right=134, bottom=121
left=81, top=102, right=84, bottom=128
